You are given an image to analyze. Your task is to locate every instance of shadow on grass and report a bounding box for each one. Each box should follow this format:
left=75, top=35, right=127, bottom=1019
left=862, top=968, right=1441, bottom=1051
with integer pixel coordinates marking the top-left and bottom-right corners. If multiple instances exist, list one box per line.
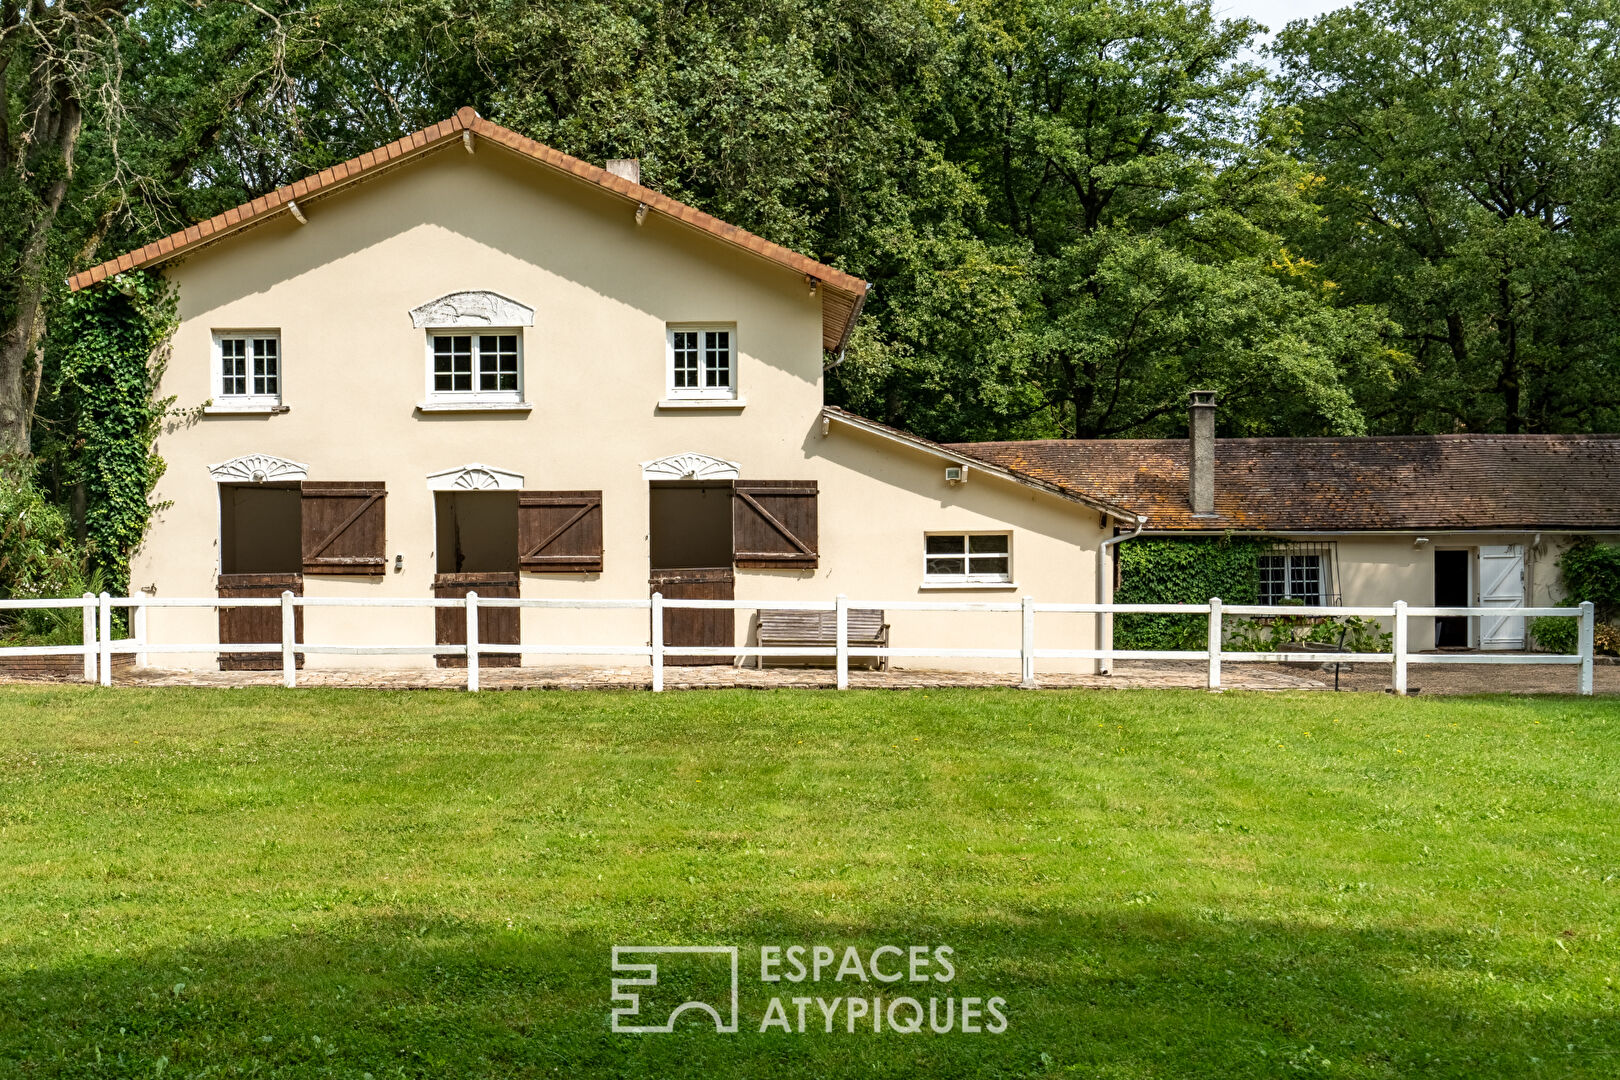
left=2, top=908, right=1611, bottom=1079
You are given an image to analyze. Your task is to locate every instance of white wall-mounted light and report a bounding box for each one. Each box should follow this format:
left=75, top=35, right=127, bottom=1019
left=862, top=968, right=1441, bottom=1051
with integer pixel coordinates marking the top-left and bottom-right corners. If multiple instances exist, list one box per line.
left=1413, top=537, right=1431, bottom=548
left=394, top=554, right=404, bottom=572
left=945, top=465, right=967, bottom=484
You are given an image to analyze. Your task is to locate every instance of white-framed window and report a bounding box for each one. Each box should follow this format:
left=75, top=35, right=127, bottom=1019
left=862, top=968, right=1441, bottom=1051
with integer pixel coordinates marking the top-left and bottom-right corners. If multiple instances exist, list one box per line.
left=924, top=532, right=1012, bottom=584
left=214, top=331, right=281, bottom=406
left=1257, top=547, right=1335, bottom=605
left=666, top=325, right=736, bottom=399
left=427, top=331, right=522, bottom=403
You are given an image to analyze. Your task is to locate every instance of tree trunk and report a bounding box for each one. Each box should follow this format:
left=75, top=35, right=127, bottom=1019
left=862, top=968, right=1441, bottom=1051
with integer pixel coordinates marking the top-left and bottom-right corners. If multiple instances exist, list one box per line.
left=1497, top=277, right=1522, bottom=434
left=0, top=2, right=99, bottom=457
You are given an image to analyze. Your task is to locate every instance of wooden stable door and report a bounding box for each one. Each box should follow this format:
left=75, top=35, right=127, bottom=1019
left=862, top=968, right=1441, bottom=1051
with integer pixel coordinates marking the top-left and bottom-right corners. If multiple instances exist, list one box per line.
left=651, top=568, right=734, bottom=665
left=433, top=572, right=521, bottom=667
left=218, top=573, right=303, bottom=671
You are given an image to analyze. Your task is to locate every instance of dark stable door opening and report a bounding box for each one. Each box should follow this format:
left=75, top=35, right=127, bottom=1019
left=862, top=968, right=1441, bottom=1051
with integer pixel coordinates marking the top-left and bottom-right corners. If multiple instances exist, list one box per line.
left=1434, top=549, right=1470, bottom=648
left=218, top=483, right=303, bottom=670
left=649, top=483, right=734, bottom=664
left=434, top=492, right=520, bottom=666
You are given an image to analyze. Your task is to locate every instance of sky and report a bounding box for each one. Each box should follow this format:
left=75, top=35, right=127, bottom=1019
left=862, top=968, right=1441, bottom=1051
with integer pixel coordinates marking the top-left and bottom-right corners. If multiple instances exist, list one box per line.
left=1217, top=1, right=1352, bottom=37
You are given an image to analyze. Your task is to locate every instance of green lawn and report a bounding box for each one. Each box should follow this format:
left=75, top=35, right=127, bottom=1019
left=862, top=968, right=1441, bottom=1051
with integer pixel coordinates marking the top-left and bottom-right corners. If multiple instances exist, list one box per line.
left=1, top=687, right=1617, bottom=1078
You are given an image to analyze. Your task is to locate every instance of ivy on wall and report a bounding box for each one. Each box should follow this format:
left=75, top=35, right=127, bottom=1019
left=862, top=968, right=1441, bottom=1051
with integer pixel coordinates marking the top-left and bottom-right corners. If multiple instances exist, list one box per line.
left=38, top=271, right=177, bottom=596
left=1114, top=537, right=1264, bottom=650
left=1532, top=537, right=1620, bottom=655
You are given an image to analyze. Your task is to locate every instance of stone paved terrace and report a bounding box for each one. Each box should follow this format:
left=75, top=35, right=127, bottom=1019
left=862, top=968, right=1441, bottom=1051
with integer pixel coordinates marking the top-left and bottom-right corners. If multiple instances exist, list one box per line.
left=38, top=657, right=1612, bottom=693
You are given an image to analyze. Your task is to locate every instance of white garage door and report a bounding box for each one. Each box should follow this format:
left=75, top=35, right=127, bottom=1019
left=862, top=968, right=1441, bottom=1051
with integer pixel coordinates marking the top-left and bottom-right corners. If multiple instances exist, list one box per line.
left=1478, top=544, right=1525, bottom=650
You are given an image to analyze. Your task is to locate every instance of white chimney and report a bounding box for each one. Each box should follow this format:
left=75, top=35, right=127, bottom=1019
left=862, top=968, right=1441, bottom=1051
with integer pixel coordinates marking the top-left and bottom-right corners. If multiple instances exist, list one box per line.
left=606, top=158, right=640, bottom=185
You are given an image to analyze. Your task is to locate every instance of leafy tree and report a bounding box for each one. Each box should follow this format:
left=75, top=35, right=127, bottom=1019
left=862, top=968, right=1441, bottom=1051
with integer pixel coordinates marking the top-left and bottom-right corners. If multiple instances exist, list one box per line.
left=1273, top=0, right=1620, bottom=433
left=866, top=0, right=1390, bottom=440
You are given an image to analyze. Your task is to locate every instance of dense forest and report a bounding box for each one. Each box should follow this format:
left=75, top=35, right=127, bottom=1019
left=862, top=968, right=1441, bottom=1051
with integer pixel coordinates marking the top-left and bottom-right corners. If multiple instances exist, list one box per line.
left=2, top=0, right=1618, bottom=591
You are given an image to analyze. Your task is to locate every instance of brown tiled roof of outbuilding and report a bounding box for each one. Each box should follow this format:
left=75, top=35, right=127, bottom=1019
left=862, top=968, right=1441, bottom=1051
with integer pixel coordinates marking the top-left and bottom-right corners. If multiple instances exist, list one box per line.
left=948, top=434, right=1620, bottom=532
left=70, top=107, right=868, bottom=351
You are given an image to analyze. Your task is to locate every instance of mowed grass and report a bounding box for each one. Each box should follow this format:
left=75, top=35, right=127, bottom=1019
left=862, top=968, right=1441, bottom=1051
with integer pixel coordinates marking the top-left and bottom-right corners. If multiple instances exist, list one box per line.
left=0, top=687, right=1617, bottom=1079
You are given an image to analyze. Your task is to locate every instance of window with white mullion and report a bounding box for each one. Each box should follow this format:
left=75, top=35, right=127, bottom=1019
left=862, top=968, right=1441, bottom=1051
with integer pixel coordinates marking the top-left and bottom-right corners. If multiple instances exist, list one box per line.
left=215, top=332, right=281, bottom=405
left=666, top=324, right=736, bottom=399
left=1258, top=552, right=1326, bottom=606
left=924, top=532, right=1012, bottom=583
left=429, top=331, right=521, bottom=401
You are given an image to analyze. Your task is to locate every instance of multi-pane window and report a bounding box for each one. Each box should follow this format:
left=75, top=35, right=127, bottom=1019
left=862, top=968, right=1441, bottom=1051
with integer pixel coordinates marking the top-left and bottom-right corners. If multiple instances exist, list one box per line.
left=667, top=326, right=735, bottom=398
left=431, top=333, right=520, bottom=397
left=216, top=333, right=280, bottom=403
left=924, top=533, right=1012, bottom=583
left=1258, top=553, right=1325, bottom=605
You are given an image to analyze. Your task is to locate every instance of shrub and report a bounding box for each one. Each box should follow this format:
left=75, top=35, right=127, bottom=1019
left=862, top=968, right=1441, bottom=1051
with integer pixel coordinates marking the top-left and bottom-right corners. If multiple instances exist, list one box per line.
left=0, top=462, right=97, bottom=644
left=1556, top=538, right=1620, bottom=623
left=1528, top=615, right=1578, bottom=655
left=1227, top=608, right=1392, bottom=654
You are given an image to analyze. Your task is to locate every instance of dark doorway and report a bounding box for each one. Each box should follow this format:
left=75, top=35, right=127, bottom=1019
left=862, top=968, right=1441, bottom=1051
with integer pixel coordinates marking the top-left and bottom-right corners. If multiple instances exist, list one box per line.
left=649, top=483, right=734, bottom=664
left=217, top=483, right=303, bottom=670
left=433, top=492, right=520, bottom=666
left=1434, top=549, right=1471, bottom=648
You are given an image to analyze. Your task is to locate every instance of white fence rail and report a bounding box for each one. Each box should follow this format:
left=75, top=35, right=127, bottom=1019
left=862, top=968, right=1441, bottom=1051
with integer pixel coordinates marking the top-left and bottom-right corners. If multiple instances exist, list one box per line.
left=0, top=593, right=1598, bottom=695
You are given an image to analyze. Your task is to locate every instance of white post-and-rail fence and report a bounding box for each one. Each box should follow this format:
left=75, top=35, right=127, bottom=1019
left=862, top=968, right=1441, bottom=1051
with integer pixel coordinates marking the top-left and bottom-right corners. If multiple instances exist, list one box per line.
left=0, top=592, right=1599, bottom=696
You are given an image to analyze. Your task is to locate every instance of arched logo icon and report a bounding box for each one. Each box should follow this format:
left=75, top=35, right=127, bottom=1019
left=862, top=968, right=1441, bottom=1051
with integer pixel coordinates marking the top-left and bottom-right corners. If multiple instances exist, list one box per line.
left=610, top=946, right=740, bottom=1033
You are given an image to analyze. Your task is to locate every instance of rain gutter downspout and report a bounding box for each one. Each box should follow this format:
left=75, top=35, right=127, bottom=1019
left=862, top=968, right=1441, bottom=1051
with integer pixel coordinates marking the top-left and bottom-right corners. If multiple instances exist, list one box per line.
left=1097, top=513, right=1148, bottom=675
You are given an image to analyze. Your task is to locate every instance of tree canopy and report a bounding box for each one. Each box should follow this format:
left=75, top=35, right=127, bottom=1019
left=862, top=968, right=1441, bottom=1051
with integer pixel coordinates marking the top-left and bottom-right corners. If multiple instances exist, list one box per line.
left=4, top=0, right=1618, bottom=488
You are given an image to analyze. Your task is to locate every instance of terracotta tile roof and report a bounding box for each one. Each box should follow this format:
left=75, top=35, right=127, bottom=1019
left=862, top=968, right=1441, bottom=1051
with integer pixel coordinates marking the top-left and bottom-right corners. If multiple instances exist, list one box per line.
left=948, top=433, right=1620, bottom=532
left=70, top=107, right=868, bottom=351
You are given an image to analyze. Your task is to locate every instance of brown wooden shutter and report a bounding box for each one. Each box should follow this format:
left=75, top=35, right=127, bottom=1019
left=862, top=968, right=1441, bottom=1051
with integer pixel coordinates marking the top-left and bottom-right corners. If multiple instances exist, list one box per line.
left=300, top=481, right=387, bottom=575
left=732, top=480, right=818, bottom=569
left=518, top=491, right=603, bottom=573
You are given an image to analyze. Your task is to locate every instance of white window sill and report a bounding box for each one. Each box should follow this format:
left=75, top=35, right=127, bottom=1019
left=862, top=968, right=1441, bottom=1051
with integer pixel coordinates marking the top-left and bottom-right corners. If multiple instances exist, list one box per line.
left=415, top=400, right=533, bottom=413
left=204, top=403, right=287, bottom=415
left=919, top=581, right=1019, bottom=591
left=657, top=397, right=746, bottom=410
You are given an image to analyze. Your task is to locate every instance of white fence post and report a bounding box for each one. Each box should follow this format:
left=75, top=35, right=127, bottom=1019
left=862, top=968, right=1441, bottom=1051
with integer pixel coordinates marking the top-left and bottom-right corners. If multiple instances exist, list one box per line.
left=1020, top=595, right=1036, bottom=688
left=98, top=592, right=113, bottom=687
left=1579, top=600, right=1595, bottom=697
left=81, top=592, right=97, bottom=683
left=1392, top=600, right=1408, bottom=696
left=650, top=592, right=664, bottom=692
left=835, top=593, right=849, bottom=690
left=1206, top=597, right=1221, bottom=691
left=133, top=599, right=148, bottom=668
left=465, top=591, right=480, bottom=692
left=281, top=591, right=297, bottom=688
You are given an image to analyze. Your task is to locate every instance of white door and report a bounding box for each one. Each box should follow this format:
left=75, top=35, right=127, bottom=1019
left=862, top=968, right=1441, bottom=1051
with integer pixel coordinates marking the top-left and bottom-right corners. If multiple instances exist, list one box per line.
left=1478, top=545, right=1525, bottom=650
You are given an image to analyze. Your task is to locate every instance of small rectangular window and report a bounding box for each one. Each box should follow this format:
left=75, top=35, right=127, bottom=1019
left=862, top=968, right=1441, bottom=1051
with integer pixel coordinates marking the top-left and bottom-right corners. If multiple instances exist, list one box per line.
left=215, top=332, right=281, bottom=405
left=1257, top=544, right=1337, bottom=605
left=924, top=532, right=1011, bottom=583
left=667, top=324, right=736, bottom=399
left=429, top=332, right=522, bottom=402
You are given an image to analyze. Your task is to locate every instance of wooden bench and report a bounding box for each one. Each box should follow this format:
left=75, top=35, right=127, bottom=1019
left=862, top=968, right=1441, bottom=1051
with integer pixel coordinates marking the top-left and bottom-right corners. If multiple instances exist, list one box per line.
left=755, top=608, right=889, bottom=670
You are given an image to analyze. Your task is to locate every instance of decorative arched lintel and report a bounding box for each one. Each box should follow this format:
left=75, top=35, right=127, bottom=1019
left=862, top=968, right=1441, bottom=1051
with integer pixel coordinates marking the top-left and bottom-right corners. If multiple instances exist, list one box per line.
left=425, top=463, right=525, bottom=491
left=640, top=452, right=740, bottom=481
left=409, top=290, right=534, bottom=329
left=208, top=453, right=308, bottom=483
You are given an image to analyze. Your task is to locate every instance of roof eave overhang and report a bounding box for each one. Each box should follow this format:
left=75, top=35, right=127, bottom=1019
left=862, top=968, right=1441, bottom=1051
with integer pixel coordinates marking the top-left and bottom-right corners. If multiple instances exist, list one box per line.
left=822, top=407, right=1137, bottom=521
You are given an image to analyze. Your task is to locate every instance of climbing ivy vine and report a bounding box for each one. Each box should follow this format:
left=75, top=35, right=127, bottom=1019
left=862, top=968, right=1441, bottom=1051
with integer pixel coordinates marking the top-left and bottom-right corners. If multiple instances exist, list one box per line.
left=38, top=271, right=177, bottom=596
left=1114, top=537, right=1264, bottom=650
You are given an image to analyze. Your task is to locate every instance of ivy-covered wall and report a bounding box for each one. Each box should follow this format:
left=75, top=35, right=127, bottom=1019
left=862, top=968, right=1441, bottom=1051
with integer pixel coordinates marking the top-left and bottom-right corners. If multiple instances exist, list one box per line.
left=37, top=271, right=176, bottom=596
left=1114, top=537, right=1263, bottom=650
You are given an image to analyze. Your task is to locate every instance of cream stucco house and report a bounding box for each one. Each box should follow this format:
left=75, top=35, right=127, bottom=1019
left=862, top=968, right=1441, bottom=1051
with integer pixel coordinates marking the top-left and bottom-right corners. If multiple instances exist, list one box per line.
left=72, top=109, right=1128, bottom=671
left=73, top=109, right=1619, bottom=673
